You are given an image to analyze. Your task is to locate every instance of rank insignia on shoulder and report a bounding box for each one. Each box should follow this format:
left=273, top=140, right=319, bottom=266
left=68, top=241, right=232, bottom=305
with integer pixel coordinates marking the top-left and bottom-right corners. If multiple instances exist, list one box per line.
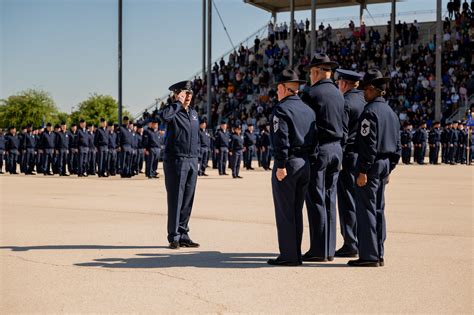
left=273, top=116, right=279, bottom=132
left=361, top=119, right=370, bottom=137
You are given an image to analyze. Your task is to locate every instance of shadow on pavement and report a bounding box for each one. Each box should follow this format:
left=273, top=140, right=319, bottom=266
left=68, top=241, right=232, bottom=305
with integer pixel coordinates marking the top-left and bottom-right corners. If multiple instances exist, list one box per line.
left=0, top=245, right=169, bottom=251
left=74, top=251, right=349, bottom=269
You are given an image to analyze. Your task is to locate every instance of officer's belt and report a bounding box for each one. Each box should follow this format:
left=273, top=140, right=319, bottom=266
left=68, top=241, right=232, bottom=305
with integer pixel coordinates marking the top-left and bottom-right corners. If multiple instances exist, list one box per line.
left=319, top=139, right=342, bottom=146
left=289, top=147, right=312, bottom=157
left=375, top=153, right=393, bottom=160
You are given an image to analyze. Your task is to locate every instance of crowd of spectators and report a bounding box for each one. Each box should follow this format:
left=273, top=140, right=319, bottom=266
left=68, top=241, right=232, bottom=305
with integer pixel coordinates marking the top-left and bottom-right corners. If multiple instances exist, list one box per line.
left=143, top=5, right=473, bottom=131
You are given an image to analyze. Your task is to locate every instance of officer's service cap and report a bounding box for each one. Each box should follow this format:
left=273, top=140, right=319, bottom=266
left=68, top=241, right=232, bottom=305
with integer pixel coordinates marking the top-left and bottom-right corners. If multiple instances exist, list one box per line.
left=46, top=123, right=52, bottom=127
left=169, top=80, right=192, bottom=92
left=220, top=120, right=227, bottom=125
left=303, top=53, right=339, bottom=71
left=54, top=124, right=60, bottom=129
left=123, top=116, right=129, bottom=121
left=335, top=69, right=363, bottom=82
left=359, top=68, right=391, bottom=89
left=100, top=118, right=106, bottom=122
left=107, top=122, right=113, bottom=127
left=273, top=68, right=306, bottom=87
left=79, top=119, right=85, bottom=123
left=199, top=118, right=207, bottom=124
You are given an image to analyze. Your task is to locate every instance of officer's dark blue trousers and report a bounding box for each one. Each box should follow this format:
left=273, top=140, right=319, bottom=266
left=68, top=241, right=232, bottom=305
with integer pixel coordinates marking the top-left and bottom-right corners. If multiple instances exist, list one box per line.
left=145, top=148, right=160, bottom=177
left=119, top=147, right=132, bottom=176
left=23, top=148, right=35, bottom=173
left=164, top=157, right=198, bottom=243
left=57, top=149, right=68, bottom=174
left=0, top=150, right=4, bottom=172
left=417, top=143, right=426, bottom=164
left=218, top=147, right=228, bottom=175
left=441, top=144, right=447, bottom=163
left=69, top=150, right=78, bottom=174
left=231, top=150, right=243, bottom=177
left=429, top=143, right=440, bottom=164
left=36, top=151, right=43, bottom=173
left=447, top=144, right=458, bottom=163
left=88, top=149, right=96, bottom=175
left=257, top=148, right=262, bottom=167
left=272, top=157, right=310, bottom=262
left=261, top=148, right=270, bottom=169
left=337, top=151, right=358, bottom=251
left=245, top=146, right=255, bottom=169
left=78, top=147, right=89, bottom=175
left=7, top=150, right=19, bottom=173
left=305, top=142, right=342, bottom=258
left=97, top=146, right=108, bottom=176
left=19, top=151, right=26, bottom=173
left=401, top=145, right=411, bottom=164
left=42, top=149, right=54, bottom=174
left=199, top=149, right=209, bottom=175
left=137, top=149, right=145, bottom=173
left=108, top=149, right=117, bottom=175
left=355, top=158, right=389, bottom=261
left=457, top=145, right=466, bottom=163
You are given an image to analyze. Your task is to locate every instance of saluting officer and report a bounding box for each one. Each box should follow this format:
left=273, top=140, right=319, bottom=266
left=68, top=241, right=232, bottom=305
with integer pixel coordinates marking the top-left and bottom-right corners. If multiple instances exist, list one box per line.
left=301, top=53, right=345, bottom=262
left=348, top=69, right=401, bottom=267
left=160, top=80, right=201, bottom=249
left=334, top=69, right=366, bottom=258
left=229, top=123, right=244, bottom=179
left=267, top=68, right=318, bottom=266
left=40, top=123, right=56, bottom=176
left=198, top=119, right=211, bottom=176
left=243, top=124, right=257, bottom=170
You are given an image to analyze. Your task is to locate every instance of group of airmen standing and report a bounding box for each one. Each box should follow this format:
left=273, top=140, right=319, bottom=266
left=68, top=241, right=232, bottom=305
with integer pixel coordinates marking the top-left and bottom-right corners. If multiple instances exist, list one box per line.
left=400, top=120, right=473, bottom=165
left=0, top=118, right=165, bottom=178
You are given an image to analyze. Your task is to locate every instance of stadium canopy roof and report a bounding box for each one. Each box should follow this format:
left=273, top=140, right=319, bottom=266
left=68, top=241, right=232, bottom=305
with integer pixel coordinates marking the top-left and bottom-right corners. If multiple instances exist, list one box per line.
left=243, top=0, right=397, bottom=13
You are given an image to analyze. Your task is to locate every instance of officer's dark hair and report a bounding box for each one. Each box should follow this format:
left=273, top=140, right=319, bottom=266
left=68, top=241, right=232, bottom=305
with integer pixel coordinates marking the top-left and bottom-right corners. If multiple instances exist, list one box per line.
left=46, top=123, right=52, bottom=127
left=100, top=118, right=106, bottom=122
left=60, top=121, right=66, bottom=125
left=433, top=121, right=441, bottom=125
left=79, top=119, right=85, bottom=123
left=71, top=123, right=77, bottom=127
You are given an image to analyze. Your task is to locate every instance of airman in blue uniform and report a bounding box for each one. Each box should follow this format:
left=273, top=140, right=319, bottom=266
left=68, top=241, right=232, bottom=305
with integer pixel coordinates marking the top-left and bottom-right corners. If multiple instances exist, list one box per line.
left=447, top=121, right=459, bottom=164
left=69, top=124, right=79, bottom=175
left=87, top=124, right=97, bottom=176
left=413, top=122, right=428, bottom=165
left=400, top=122, right=413, bottom=164
left=267, top=68, right=318, bottom=266
left=95, top=118, right=110, bottom=177
left=428, top=121, right=441, bottom=165
left=229, top=123, right=244, bottom=179
left=160, top=80, right=201, bottom=249
left=143, top=118, right=161, bottom=179
left=334, top=69, right=366, bottom=258
left=0, top=129, right=5, bottom=174
left=348, top=69, right=401, bottom=267
left=55, top=122, right=70, bottom=176
left=5, top=127, right=20, bottom=174
left=243, top=124, right=257, bottom=170
left=108, top=123, right=118, bottom=176
left=214, top=121, right=230, bottom=175
left=77, top=119, right=90, bottom=177
left=22, top=125, right=37, bottom=175
left=301, top=53, right=345, bottom=262
left=40, top=123, right=56, bottom=175
left=117, top=117, right=134, bottom=178
left=198, top=119, right=211, bottom=176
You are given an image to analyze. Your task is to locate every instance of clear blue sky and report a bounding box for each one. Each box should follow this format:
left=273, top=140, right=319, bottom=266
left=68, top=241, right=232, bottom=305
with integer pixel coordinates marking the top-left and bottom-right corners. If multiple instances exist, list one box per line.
left=1, top=0, right=448, bottom=116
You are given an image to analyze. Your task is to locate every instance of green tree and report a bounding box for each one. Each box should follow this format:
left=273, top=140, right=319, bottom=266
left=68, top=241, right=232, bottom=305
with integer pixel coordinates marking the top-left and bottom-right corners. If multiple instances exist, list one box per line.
left=70, top=94, right=132, bottom=125
left=0, top=89, right=60, bottom=128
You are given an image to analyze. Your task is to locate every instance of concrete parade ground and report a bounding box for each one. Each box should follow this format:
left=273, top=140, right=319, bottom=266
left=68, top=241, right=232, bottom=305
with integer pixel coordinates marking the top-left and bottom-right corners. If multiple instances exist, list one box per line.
left=0, top=163, right=472, bottom=314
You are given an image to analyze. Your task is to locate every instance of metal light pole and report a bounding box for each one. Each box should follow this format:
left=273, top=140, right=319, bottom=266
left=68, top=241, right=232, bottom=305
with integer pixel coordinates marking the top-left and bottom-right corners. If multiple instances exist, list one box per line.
left=390, top=0, right=396, bottom=68
left=206, top=0, right=212, bottom=125
left=435, top=0, right=442, bottom=120
left=202, top=0, right=206, bottom=84
left=118, top=0, right=123, bottom=123
left=311, top=0, right=316, bottom=55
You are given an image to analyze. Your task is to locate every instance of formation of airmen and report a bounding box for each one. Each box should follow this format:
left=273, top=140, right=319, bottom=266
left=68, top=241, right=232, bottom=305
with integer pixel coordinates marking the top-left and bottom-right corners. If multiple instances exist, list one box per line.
left=401, top=120, right=473, bottom=165
left=0, top=118, right=165, bottom=178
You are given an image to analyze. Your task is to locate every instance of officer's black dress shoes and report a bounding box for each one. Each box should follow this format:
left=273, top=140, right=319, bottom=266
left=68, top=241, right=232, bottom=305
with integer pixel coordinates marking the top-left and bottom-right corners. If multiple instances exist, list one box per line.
left=267, top=258, right=300, bottom=266
left=347, top=259, right=379, bottom=267
left=302, top=253, right=334, bottom=262
left=335, top=246, right=358, bottom=258
left=379, top=258, right=384, bottom=266
left=179, top=240, right=200, bottom=248
left=169, top=241, right=180, bottom=249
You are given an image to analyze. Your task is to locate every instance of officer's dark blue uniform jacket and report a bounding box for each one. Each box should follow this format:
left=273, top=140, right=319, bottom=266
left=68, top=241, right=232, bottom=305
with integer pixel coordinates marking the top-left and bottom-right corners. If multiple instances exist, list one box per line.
left=23, top=133, right=37, bottom=149
left=449, top=128, right=459, bottom=144
left=244, top=131, right=257, bottom=147
left=55, top=131, right=70, bottom=150
left=401, top=130, right=412, bottom=145
left=77, top=128, right=89, bottom=148
left=199, top=129, right=211, bottom=149
left=94, top=128, right=109, bottom=147
left=343, top=89, right=366, bottom=149
left=270, top=95, right=318, bottom=168
left=118, top=125, right=134, bottom=148
left=108, top=132, right=118, bottom=149
left=356, top=97, right=401, bottom=173
left=143, top=129, right=161, bottom=149
left=260, top=132, right=271, bottom=148
left=414, top=128, right=428, bottom=145
left=0, top=134, right=6, bottom=150
left=428, top=128, right=441, bottom=144
left=5, top=133, right=20, bottom=151
left=88, top=131, right=95, bottom=149
left=69, top=131, right=78, bottom=149
left=230, top=133, right=244, bottom=152
left=40, top=131, right=56, bottom=149
left=160, top=102, right=200, bottom=158
left=214, top=129, right=229, bottom=148
left=302, top=79, right=345, bottom=144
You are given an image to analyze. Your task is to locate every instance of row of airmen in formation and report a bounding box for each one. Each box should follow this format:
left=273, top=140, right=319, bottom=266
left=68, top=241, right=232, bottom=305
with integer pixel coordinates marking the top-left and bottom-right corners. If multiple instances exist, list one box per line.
left=400, top=120, right=473, bottom=165
left=0, top=118, right=276, bottom=178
